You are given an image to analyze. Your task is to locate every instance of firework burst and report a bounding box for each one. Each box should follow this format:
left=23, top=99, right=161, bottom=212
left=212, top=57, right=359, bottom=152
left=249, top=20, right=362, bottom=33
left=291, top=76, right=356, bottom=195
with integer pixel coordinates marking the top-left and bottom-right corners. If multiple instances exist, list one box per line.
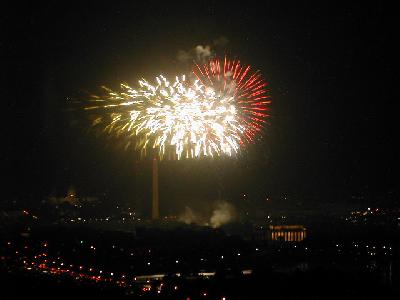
left=84, top=57, right=271, bottom=159
left=193, top=57, right=271, bottom=143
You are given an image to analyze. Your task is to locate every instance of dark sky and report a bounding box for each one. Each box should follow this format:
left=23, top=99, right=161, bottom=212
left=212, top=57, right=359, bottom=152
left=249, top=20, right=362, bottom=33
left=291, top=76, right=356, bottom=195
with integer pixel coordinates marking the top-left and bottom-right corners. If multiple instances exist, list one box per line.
left=3, top=2, right=397, bottom=209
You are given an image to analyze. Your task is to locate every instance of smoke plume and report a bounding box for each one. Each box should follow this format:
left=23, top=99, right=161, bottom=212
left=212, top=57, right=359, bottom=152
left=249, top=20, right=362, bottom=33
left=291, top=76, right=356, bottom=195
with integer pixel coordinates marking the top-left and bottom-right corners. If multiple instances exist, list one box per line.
left=178, top=206, right=198, bottom=224
left=210, top=201, right=236, bottom=228
left=176, top=36, right=229, bottom=64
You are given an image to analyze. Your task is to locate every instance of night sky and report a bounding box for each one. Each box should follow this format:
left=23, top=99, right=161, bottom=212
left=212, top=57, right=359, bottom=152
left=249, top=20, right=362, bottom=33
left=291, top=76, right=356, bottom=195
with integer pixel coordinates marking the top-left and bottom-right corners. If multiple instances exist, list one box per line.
left=3, top=2, right=397, bottom=210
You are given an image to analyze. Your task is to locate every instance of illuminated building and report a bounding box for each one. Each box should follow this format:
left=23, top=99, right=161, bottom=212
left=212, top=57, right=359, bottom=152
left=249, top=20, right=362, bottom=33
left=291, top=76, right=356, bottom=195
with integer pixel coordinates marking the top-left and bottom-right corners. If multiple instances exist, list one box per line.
left=269, top=225, right=307, bottom=242
left=253, top=225, right=307, bottom=242
left=47, top=186, right=98, bottom=206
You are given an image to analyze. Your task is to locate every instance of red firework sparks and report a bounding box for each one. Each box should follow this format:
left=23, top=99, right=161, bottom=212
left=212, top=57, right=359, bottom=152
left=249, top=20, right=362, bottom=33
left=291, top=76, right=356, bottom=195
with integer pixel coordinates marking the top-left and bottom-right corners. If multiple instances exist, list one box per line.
left=192, top=57, right=271, bottom=144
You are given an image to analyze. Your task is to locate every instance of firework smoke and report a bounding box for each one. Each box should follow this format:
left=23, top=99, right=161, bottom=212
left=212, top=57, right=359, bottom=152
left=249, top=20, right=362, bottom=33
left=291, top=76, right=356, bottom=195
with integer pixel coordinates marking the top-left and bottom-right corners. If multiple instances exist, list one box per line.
left=177, top=36, right=228, bottom=64
left=178, top=206, right=198, bottom=224
left=178, top=201, right=236, bottom=228
left=210, top=201, right=236, bottom=228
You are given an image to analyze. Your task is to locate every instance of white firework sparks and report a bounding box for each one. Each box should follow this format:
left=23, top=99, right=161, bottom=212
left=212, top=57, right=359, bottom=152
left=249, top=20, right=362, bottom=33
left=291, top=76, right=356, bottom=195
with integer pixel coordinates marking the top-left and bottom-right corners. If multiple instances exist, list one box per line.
left=86, top=75, right=245, bottom=159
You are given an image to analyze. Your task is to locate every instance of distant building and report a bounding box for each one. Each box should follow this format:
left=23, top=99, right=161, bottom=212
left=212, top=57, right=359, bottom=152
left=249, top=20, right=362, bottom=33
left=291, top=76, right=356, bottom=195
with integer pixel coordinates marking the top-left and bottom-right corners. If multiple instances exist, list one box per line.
left=269, top=225, right=307, bottom=242
left=254, top=225, right=307, bottom=242
left=47, top=186, right=98, bottom=207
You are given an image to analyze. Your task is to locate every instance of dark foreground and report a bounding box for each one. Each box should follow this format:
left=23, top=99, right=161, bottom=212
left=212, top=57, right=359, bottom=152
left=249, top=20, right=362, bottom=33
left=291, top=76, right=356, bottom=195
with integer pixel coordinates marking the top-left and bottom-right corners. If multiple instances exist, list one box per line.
left=1, top=221, right=399, bottom=299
